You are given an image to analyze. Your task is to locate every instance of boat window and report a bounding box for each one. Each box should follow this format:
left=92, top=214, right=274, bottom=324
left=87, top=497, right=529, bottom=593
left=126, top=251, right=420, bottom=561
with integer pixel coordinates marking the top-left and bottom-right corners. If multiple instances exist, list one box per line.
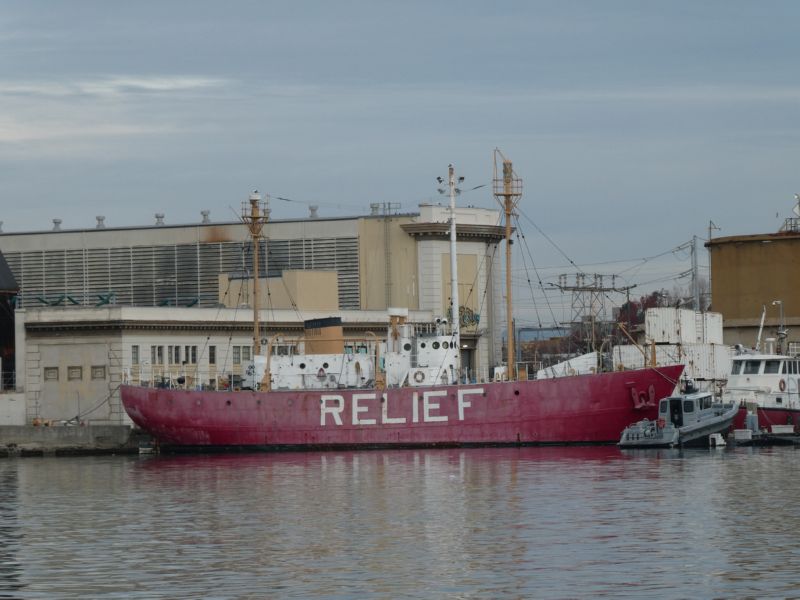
left=700, top=396, right=712, bottom=410
left=432, top=342, right=441, bottom=350
left=403, top=343, right=412, bottom=351
left=744, top=360, right=761, bottom=375
left=730, top=360, right=743, bottom=375
left=659, top=400, right=668, bottom=414
left=764, top=360, right=781, bottom=374
left=683, top=400, right=695, bottom=413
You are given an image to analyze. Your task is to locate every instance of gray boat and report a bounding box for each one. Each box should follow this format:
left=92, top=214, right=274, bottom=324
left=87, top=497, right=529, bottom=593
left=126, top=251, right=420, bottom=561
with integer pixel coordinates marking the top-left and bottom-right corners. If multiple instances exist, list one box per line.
left=619, top=392, right=738, bottom=449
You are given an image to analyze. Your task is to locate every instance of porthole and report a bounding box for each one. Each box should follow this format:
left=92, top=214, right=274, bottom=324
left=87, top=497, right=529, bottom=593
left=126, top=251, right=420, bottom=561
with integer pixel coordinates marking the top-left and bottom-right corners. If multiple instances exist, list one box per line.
left=442, top=341, right=449, bottom=349
left=323, top=362, right=329, bottom=369
left=420, top=342, right=427, bottom=349
left=432, top=342, right=440, bottom=349
left=403, top=343, right=412, bottom=351
left=299, top=363, right=306, bottom=370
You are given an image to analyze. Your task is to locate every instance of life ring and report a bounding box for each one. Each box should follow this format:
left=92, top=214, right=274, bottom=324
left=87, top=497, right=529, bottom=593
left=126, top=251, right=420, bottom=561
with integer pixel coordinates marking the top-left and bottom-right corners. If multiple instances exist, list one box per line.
left=413, top=371, right=425, bottom=383
left=779, top=379, right=786, bottom=392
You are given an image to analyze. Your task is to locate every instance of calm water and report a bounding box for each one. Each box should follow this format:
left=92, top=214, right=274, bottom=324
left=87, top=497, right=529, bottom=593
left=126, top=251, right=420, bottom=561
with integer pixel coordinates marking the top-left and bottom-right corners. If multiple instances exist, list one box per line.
left=1, top=446, right=799, bottom=599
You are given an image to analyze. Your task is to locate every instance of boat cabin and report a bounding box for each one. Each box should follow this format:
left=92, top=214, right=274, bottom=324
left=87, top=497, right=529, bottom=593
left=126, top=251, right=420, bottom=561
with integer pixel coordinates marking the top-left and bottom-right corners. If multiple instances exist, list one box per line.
left=659, top=392, right=715, bottom=428
left=726, top=353, right=800, bottom=411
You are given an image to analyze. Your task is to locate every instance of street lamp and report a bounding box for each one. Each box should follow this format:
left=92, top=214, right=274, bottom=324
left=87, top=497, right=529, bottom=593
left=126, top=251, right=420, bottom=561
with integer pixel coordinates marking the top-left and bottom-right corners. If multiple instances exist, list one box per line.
left=772, top=300, right=787, bottom=354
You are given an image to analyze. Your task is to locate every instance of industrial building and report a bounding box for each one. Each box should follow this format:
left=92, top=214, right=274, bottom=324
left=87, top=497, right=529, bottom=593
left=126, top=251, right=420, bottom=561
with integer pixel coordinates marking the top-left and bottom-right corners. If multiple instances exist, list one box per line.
left=0, top=203, right=508, bottom=424
left=706, top=217, right=800, bottom=353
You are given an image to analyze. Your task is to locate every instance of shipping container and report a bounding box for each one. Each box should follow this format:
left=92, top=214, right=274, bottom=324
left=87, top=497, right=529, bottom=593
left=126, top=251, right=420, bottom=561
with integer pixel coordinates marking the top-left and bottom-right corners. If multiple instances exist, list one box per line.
left=612, top=343, right=732, bottom=382
left=644, top=308, right=723, bottom=344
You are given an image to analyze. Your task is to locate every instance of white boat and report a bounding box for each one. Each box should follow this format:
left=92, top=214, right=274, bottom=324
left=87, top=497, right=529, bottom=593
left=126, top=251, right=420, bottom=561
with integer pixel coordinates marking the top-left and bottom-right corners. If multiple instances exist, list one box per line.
left=619, top=392, right=738, bottom=448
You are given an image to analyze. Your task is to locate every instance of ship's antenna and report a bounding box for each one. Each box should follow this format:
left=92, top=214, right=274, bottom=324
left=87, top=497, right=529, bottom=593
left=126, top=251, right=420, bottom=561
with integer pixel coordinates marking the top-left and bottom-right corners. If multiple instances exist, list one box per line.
left=243, top=190, right=269, bottom=355
left=493, top=149, right=523, bottom=380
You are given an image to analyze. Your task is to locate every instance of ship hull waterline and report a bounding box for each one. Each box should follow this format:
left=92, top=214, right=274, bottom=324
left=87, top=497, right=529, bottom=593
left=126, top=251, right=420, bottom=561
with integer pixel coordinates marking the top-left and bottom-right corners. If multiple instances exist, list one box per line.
left=121, top=366, right=685, bottom=450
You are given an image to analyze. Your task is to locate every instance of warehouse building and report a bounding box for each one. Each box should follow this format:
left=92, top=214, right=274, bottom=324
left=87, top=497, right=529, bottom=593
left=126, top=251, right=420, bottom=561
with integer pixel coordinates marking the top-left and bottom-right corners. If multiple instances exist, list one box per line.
left=706, top=216, right=800, bottom=353
left=0, top=203, right=508, bottom=424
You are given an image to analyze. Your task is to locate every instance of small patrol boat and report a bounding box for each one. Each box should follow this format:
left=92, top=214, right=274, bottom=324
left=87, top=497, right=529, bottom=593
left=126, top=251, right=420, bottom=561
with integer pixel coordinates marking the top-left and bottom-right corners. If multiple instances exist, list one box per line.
left=619, top=391, right=738, bottom=449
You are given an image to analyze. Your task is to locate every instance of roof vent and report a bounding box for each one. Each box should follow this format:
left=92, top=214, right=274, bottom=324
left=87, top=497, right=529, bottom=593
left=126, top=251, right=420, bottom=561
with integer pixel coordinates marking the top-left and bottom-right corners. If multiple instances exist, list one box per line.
left=155, top=213, right=165, bottom=226
left=52, top=219, right=62, bottom=231
left=370, top=203, right=380, bottom=216
left=309, top=205, right=319, bottom=219
left=96, top=216, right=106, bottom=229
left=201, top=210, right=211, bottom=224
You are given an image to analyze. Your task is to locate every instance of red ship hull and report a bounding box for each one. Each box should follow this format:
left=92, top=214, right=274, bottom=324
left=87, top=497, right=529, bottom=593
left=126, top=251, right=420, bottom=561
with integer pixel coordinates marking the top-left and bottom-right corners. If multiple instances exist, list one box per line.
left=121, top=365, right=684, bottom=448
left=733, top=406, right=800, bottom=431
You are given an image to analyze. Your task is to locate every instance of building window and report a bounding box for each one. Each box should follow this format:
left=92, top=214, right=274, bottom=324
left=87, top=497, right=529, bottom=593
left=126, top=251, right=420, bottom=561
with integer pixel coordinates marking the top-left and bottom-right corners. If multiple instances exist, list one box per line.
left=158, top=346, right=165, bottom=365
left=151, top=345, right=157, bottom=365
left=131, top=345, right=140, bottom=365
left=44, top=367, right=59, bottom=381
left=68, top=366, right=83, bottom=381
left=209, top=346, right=216, bottom=365
left=242, top=346, right=251, bottom=362
left=233, top=346, right=241, bottom=365
left=91, top=366, right=106, bottom=380
left=185, top=345, right=197, bottom=364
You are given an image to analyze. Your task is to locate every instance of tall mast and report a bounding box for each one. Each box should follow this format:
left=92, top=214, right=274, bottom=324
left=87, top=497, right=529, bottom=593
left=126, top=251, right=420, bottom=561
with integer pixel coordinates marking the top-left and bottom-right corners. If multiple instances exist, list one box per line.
left=244, top=191, right=268, bottom=355
left=448, top=164, right=461, bottom=353
left=493, top=150, right=522, bottom=380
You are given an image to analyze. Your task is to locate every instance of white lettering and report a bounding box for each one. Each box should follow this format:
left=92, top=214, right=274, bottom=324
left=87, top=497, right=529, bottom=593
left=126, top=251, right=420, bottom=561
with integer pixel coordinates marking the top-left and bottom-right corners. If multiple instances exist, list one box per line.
left=458, top=388, right=482, bottom=420
left=423, top=390, right=448, bottom=422
left=352, top=393, right=377, bottom=425
left=381, top=393, right=406, bottom=424
left=320, top=395, right=344, bottom=426
left=412, top=392, right=419, bottom=423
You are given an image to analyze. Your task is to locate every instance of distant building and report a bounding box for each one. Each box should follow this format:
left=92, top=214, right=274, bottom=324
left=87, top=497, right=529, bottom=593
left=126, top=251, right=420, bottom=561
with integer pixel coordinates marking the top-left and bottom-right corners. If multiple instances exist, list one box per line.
left=0, top=250, right=18, bottom=390
left=707, top=228, right=800, bottom=353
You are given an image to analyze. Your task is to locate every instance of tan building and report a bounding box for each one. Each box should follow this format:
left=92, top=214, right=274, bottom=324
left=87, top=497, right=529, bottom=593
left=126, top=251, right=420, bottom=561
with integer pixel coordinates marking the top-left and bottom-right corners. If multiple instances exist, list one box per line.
left=1, top=204, right=509, bottom=423
left=707, top=228, right=800, bottom=352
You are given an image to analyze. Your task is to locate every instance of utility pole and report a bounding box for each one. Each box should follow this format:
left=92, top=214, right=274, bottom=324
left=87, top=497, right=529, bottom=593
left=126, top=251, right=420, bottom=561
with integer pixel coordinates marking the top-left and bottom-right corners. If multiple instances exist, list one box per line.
left=691, top=235, right=700, bottom=311
left=707, top=220, right=720, bottom=310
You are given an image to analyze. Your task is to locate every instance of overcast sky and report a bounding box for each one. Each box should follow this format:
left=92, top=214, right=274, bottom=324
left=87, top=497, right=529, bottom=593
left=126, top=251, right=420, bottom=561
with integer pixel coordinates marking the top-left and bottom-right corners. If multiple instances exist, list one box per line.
left=1, top=1, right=798, bottom=325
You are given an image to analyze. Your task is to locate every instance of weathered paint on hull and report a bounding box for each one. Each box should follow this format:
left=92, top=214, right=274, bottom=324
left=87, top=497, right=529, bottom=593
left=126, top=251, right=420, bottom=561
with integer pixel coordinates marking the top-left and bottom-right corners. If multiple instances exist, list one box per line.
left=120, top=366, right=684, bottom=448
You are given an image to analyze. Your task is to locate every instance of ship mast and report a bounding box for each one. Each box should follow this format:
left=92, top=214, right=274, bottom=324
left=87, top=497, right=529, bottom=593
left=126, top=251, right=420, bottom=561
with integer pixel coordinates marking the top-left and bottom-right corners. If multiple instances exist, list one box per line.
left=448, top=164, right=461, bottom=362
left=493, top=150, right=522, bottom=380
left=243, top=191, right=269, bottom=355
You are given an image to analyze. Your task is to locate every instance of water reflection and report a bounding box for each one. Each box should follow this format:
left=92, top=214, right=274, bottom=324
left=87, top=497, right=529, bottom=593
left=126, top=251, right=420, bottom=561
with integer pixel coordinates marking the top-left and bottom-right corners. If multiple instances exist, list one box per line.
left=2, top=447, right=800, bottom=598
left=0, top=466, right=23, bottom=599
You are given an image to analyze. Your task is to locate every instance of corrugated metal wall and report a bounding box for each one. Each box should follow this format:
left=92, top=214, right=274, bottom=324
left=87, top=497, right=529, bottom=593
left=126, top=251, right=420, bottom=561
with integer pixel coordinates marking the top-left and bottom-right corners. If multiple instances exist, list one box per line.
left=3, top=237, right=360, bottom=310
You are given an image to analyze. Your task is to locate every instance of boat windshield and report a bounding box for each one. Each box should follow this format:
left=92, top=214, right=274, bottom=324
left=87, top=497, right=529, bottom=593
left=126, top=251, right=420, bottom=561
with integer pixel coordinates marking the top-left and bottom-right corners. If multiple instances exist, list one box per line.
left=743, top=360, right=761, bottom=375
left=731, top=360, right=743, bottom=375
left=764, top=360, right=781, bottom=374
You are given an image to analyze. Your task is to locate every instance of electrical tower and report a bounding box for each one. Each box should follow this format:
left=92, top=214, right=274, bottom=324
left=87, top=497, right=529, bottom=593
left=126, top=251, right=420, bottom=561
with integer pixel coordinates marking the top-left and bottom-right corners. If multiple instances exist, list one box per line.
left=553, top=273, right=635, bottom=352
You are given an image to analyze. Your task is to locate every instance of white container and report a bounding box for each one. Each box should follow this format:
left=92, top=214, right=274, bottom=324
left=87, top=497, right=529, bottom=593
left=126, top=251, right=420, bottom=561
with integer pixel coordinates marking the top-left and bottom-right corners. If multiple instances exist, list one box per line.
left=703, top=312, right=724, bottom=344
left=611, top=343, right=732, bottom=382
left=645, top=308, right=697, bottom=345
left=734, top=429, right=753, bottom=442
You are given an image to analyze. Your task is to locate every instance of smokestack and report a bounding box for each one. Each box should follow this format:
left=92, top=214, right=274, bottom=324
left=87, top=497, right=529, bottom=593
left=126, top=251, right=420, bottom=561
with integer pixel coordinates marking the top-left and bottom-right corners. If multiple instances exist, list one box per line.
left=309, top=205, right=319, bottom=219
left=155, top=213, right=165, bottom=226
left=96, top=216, right=106, bottom=229
left=52, top=219, right=62, bottom=231
left=370, top=203, right=380, bottom=216
left=201, top=210, right=211, bottom=224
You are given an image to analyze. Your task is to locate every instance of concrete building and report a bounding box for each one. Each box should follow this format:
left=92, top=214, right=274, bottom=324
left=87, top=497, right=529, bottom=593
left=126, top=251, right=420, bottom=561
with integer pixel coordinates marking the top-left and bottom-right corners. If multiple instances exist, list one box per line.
left=0, top=203, right=508, bottom=424
left=707, top=225, right=800, bottom=353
